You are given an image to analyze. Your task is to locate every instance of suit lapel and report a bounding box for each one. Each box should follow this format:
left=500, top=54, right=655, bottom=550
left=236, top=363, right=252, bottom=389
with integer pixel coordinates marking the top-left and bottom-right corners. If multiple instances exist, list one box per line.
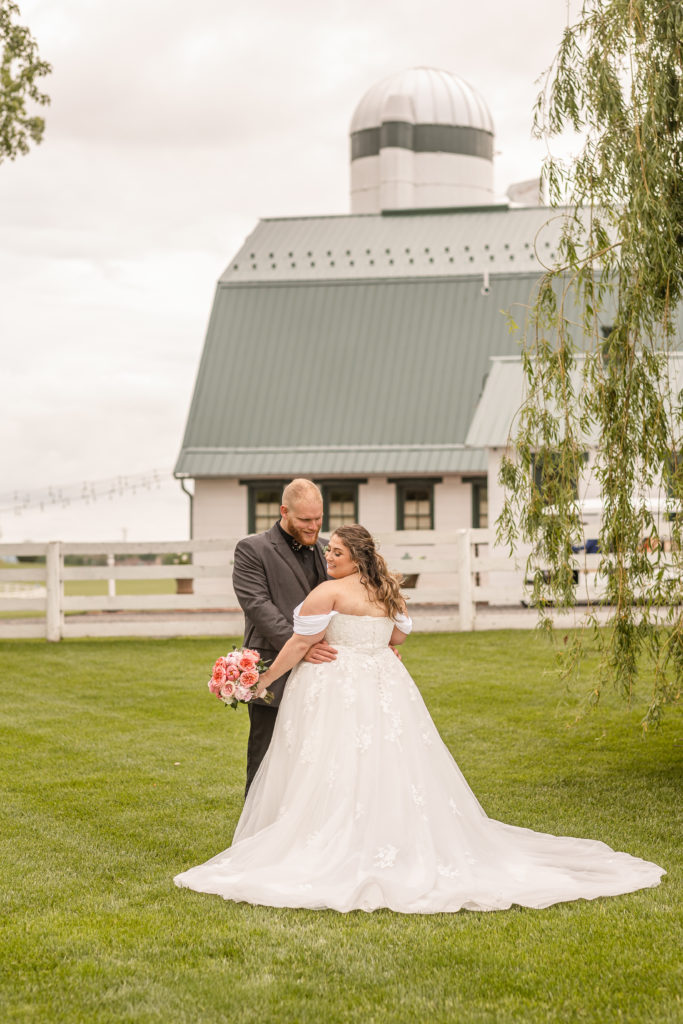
left=314, top=540, right=329, bottom=583
left=268, top=524, right=310, bottom=594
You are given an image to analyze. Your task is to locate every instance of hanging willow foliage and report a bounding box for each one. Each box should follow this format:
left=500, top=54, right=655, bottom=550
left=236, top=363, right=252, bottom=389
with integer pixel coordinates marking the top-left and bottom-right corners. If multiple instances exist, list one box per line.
left=497, top=0, right=683, bottom=729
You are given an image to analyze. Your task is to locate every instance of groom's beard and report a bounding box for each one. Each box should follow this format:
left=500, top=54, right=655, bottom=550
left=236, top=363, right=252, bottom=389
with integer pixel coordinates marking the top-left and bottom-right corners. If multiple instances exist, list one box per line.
left=286, top=523, right=321, bottom=547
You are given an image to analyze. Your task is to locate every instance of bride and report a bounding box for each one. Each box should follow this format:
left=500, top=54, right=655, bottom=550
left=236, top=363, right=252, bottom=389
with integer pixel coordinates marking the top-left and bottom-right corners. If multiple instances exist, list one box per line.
left=174, top=524, right=665, bottom=913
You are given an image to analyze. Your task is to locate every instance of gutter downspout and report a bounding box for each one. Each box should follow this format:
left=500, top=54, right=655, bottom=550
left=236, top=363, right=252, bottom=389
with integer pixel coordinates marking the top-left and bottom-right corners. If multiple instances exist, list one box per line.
left=179, top=479, right=194, bottom=539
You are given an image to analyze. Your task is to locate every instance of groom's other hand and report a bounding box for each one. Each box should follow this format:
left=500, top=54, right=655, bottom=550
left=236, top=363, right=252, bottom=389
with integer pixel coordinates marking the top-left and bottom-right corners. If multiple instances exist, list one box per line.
left=303, top=641, right=338, bottom=664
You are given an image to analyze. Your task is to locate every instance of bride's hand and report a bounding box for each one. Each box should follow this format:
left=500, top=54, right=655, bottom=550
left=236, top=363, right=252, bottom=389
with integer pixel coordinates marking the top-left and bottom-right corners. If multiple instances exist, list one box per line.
left=255, top=671, right=271, bottom=698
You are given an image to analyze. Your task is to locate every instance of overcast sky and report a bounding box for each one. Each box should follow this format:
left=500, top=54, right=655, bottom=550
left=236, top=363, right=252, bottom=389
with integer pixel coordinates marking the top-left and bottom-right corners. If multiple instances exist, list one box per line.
left=0, top=0, right=574, bottom=543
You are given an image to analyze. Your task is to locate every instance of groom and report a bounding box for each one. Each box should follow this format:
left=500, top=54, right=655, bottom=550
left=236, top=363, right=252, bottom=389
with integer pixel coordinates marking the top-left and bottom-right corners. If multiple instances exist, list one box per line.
left=232, top=478, right=336, bottom=794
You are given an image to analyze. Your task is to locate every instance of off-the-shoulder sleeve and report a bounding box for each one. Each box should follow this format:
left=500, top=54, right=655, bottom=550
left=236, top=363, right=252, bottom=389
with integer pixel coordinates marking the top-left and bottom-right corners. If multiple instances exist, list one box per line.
left=393, top=612, right=413, bottom=634
left=292, top=601, right=338, bottom=636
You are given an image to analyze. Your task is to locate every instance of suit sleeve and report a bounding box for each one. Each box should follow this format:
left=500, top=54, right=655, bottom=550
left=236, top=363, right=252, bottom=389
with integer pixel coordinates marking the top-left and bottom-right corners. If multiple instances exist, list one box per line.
left=232, top=539, right=293, bottom=651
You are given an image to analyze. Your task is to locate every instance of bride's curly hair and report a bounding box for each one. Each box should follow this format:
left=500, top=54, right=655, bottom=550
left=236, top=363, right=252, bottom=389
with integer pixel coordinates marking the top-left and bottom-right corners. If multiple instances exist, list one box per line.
left=331, top=524, right=405, bottom=620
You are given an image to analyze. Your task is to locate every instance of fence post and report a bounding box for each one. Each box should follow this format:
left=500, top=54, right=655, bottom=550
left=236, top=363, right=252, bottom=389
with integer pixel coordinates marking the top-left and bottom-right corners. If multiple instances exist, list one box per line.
left=107, top=553, right=115, bottom=597
left=457, top=529, right=475, bottom=631
left=46, top=541, right=63, bottom=641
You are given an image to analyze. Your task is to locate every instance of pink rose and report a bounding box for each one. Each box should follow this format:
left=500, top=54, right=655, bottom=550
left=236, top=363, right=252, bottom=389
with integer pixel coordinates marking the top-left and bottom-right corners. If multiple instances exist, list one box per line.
left=226, top=651, right=242, bottom=665
left=238, top=655, right=257, bottom=672
left=208, top=677, right=224, bottom=696
left=235, top=685, right=252, bottom=702
left=240, top=669, right=260, bottom=689
left=220, top=680, right=236, bottom=700
left=211, top=663, right=227, bottom=685
left=242, top=649, right=261, bottom=664
left=225, top=664, right=240, bottom=681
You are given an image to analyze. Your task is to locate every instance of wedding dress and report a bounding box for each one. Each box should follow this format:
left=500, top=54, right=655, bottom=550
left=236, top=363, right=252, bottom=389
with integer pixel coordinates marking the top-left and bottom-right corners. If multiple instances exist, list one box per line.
left=174, top=610, right=665, bottom=913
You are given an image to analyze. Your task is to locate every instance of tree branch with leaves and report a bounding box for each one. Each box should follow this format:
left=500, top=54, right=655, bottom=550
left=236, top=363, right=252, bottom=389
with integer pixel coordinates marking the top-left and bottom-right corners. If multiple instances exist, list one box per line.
left=498, top=0, right=683, bottom=729
left=0, top=0, right=51, bottom=162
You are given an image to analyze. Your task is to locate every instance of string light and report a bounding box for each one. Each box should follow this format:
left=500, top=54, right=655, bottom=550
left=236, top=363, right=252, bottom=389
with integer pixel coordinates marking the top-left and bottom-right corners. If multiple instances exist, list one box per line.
left=0, top=469, right=171, bottom=517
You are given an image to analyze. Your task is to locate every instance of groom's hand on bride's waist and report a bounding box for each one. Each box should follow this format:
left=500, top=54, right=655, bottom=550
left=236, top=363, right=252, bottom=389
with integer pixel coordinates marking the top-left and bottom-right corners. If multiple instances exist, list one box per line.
left=303, top=641, right=338, bottom=664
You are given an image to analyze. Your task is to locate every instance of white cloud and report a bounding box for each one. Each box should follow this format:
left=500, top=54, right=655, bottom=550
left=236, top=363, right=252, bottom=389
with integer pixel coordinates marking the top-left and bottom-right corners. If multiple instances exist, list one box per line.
left=2, top=0, right=573, bottom=541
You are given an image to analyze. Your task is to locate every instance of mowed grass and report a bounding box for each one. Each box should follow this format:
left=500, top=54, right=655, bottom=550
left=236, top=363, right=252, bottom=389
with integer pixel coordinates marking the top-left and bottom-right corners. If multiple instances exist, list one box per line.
left=0, top=632, right=680, bottom=1024
left=0, top=576, right=177, bottom=619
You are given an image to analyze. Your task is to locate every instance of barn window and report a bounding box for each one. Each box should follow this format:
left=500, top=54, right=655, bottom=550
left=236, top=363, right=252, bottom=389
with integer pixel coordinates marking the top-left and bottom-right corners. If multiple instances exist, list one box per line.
left=247, top=483, right=287, bottom=534
left=472, top=480, right=488, bottom=528
left=392, top=480, right=439, bottom=530
left=320, top=482, right=359, bottom=532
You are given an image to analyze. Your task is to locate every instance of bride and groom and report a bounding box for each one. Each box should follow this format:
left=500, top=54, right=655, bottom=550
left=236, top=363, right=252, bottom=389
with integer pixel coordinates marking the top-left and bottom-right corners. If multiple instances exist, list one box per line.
left=174, top=479, right=664, bottom=913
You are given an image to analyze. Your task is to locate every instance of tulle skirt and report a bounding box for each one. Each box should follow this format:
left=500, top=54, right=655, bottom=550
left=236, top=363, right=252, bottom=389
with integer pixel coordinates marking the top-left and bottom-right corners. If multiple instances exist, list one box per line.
left=175, top=642, right=665, bottom=913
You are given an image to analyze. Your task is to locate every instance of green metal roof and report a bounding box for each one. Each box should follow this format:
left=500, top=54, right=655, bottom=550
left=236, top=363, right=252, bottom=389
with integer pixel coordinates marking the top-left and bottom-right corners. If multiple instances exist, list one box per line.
left=175, top=269, right=542, bottom=478
left=176, top=445, right=486, bottom=477
left=176, top=204, right=683, bottom=479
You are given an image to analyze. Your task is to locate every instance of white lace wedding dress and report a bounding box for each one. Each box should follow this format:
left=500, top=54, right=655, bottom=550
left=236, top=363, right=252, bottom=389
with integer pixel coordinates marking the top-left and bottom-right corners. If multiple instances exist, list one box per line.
left=174, top=611, right=665, bottom=913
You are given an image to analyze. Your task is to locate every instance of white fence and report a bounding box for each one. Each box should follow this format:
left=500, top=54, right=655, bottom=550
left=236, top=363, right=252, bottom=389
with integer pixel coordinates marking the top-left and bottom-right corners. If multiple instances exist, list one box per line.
left=0, top=530, right=621, bottom=642
left=0, top=531, right=524, bottom=641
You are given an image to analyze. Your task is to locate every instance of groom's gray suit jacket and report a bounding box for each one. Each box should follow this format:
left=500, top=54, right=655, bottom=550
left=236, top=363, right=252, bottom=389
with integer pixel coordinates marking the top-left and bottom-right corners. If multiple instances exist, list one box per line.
left=232, top=523, right=328, bottom=707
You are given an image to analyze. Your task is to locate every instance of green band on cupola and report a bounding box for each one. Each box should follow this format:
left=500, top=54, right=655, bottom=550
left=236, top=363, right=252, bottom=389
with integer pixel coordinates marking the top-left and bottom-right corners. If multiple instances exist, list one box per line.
left=351, top=123, right=494, bottom=162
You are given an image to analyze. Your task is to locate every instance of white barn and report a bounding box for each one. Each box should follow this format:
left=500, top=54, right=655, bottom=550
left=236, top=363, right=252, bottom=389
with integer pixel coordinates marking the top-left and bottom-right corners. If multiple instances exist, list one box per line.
left=175, top=68, right=567, bottom=546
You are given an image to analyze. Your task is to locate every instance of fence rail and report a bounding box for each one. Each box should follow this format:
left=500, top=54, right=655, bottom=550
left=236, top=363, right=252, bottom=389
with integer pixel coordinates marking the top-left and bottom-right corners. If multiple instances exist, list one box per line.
left=2, top=531, right=663, bottom=641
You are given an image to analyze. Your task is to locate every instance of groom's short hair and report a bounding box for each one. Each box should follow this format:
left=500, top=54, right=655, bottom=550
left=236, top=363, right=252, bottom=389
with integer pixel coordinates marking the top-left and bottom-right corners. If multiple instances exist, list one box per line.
left=281, top=478, right=322, bottom=509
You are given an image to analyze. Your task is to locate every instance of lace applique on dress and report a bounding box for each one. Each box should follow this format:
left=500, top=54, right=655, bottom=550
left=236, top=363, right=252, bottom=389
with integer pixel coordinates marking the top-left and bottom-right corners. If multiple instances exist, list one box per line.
left=342, top=684, right=356, bottom=709
left=303, top=677, right=324, bottom=711
left=384, top=713, right=403, bottom=743
left=299, top=734, right=319, bottom=765
left=355, top=726, right=373, bottom=752
left=283, top=718, right=294, bottom=751
left=378, top=684, right=393, bottom=714
left=374, top=845, right=398, bottom=869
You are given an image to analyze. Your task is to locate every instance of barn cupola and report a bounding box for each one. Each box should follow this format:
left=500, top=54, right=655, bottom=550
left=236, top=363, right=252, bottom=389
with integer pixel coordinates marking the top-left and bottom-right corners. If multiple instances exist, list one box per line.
left=350, top=66, right=495, bottom=213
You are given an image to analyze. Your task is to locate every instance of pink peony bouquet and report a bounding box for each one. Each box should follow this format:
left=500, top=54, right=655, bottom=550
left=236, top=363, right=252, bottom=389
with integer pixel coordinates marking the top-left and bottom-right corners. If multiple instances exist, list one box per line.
left=207, top=647, right=272, bottom=709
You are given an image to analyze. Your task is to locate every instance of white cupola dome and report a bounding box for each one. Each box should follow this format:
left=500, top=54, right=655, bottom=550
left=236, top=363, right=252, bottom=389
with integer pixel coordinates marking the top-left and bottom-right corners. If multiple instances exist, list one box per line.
left=349, top=67, right=495, bottom=213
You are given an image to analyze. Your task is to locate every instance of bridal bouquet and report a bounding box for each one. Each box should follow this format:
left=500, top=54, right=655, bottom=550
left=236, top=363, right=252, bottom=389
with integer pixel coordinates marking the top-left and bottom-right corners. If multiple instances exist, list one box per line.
left=207, top=647, right=273, bottom=709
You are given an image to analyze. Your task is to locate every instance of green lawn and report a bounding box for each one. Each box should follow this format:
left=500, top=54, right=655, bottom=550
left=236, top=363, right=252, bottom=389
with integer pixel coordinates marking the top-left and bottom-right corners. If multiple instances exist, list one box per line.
left=1, top=632, right=680, bottom=1024
left=0, top=577, right=177, bottom=619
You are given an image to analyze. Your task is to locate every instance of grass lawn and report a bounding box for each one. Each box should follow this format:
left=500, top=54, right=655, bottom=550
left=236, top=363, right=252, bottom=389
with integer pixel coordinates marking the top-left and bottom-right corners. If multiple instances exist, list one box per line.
left=0, top=578, right=177, bottom=619
left=1, top=632, right=680, bottom=1023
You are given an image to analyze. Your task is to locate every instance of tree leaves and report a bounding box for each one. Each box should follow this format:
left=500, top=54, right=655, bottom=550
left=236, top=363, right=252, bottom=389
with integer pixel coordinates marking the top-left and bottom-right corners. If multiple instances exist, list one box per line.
left=0, top=0, right=51, bottom=163
left=500, top=0, right=683, bottom=729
